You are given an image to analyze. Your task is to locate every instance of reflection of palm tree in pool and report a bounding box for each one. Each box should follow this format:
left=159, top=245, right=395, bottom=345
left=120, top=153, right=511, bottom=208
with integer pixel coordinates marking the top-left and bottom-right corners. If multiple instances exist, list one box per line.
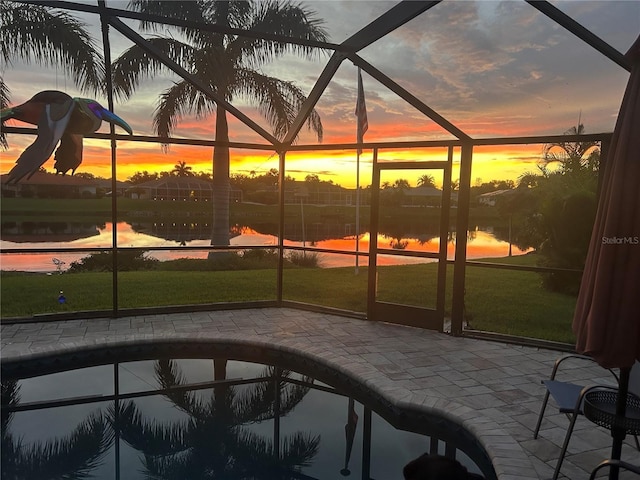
left=1, top=379, right=112, bottom=478
left=112, top=359, right=320, bottom=478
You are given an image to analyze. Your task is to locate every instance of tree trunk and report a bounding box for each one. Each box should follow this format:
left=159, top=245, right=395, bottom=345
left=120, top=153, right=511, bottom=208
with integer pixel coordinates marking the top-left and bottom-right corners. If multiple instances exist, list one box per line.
left=210, top=105, right=230, bottom=249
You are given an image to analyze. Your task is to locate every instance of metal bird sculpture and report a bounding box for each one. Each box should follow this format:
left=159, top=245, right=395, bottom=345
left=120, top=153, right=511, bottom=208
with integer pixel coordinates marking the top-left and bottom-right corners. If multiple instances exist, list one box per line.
left=1, top=90, right=132, bottom=183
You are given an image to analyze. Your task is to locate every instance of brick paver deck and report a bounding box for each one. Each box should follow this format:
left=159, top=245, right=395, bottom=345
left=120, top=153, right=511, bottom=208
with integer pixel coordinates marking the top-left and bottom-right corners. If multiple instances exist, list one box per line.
left=2, top=308, right=639, bottom=479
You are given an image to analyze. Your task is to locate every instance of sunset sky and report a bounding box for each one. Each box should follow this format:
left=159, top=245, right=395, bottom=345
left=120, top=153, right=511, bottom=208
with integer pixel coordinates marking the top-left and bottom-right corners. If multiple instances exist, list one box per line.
left=2, top=0, right=639, bottom=188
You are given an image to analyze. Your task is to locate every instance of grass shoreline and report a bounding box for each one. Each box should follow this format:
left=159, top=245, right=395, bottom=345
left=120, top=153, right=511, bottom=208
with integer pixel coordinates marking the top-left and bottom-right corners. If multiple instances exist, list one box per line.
left=1, top=253, right=577, bottom=344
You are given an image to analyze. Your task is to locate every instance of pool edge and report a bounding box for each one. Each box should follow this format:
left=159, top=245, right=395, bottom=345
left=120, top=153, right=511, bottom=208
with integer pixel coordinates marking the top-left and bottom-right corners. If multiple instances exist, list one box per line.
left=1, top=329, right=539, bottom=480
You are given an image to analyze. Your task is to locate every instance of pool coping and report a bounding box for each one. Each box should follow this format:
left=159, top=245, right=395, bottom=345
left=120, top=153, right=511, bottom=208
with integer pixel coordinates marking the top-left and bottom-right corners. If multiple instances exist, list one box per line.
left=1, top=307, right=582, bottom=479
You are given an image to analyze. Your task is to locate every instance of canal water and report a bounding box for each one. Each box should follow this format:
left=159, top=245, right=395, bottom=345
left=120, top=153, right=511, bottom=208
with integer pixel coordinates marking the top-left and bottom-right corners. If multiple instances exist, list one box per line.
left=1, top=221, right=530, bottom=272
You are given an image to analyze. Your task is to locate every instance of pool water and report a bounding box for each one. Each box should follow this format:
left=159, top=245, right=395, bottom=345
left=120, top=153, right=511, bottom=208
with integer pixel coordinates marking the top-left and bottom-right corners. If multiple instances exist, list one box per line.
left=1, top=345, right=495, bottom=479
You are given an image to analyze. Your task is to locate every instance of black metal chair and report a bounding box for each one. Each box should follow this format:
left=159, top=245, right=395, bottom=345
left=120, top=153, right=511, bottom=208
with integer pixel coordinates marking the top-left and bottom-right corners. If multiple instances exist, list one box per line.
left=533, top=354, right=640, bottom=480
left=589, top=459, right=640, bottom=480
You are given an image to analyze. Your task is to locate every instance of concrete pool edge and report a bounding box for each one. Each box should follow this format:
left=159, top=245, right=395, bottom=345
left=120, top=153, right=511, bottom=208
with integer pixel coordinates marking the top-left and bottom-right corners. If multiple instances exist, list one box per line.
left=1, top=326, right=540, bottom=480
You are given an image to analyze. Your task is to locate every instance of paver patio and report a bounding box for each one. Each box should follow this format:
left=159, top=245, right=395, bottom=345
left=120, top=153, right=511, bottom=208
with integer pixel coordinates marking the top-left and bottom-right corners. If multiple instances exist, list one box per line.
left=2, top=308, right=639, bottom=479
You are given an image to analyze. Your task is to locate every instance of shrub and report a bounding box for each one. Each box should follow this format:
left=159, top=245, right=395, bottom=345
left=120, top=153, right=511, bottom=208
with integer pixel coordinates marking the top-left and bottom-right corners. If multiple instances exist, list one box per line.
left=68, top=249, right=158, bottom=272
left=287, top=251, right=320, bottom=268
left=157, top=249, right=280, bottom=271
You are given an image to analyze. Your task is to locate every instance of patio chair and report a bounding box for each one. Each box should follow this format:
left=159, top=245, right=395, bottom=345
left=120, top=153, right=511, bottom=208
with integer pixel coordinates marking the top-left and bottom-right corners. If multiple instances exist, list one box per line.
left=533, top=354, right=640, bottom=480
left=588, top=459, right=640, bottom=480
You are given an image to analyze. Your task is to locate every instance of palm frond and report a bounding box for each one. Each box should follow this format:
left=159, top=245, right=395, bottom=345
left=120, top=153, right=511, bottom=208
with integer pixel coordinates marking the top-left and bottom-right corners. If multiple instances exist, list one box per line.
left=228, top=0, right=328, bottom=69
left=235, top=429, right=320, bottom=474
left=234, top=68, right=322, bottom=142
left=1, top=433, right=25, bottom=479
left=143, top=451, right=197, bottom=480
left=542, top=123, right=599, bottom=175
left=1, top=379, right=20, bottom=430
left=279, top=375, right=313, bottom=415
left=110, top=400, right=190, bottom=456
left=234, top=376, right=277, bottom=423
left=278, top=431, right=321, bottom=469
left=110, top=37, right=195, bottom=101
left=154, top=358, right=208, bottom=417
left=154, top=81, right=216, bottom=147
left=234, top=368, right=312, bottom=424
left=190, top=44, right=229, bottom=89
left=0, top=75, right=8, bottom=108
left=0, top=2, right=104, bottom=95
left=218, top=1, right=253, bottom=30
left=128, top=0, right=207, bottom=31
left=17, top=411, right=112, bottom=480
left=0, top=76, right=9, bottom=148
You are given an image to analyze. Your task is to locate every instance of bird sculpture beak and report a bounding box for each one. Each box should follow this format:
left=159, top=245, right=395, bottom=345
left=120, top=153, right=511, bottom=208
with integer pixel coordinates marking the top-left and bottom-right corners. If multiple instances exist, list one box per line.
left=98, top=107, right=133, bottom=135
left=82, top=100, right=133, bottom=135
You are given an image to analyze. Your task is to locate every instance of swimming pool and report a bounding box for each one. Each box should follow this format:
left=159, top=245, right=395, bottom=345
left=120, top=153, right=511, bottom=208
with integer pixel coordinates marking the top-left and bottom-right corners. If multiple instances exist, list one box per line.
left=1, top=342, right=497, bottom=479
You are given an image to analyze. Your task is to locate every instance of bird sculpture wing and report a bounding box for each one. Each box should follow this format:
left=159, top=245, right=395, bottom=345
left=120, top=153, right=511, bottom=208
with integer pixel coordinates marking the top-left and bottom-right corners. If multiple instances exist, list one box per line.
left=54, top=133, right=83, bottom=175
left=5, top=97, right=75, bottom=183
left=54, top=99, right=133, bottom=176
left=52, top=99, right=132, bottom=176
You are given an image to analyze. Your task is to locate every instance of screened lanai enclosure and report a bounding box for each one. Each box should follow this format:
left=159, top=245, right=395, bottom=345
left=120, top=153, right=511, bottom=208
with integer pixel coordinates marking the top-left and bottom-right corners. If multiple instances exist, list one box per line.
left=1, top=0, right=637, bottom=347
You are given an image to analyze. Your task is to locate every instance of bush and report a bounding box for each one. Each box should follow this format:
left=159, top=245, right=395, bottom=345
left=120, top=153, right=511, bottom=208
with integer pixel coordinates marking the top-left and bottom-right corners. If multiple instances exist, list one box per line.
left=68, top=249, right=158, bottom=272
left=287, top=251, right=320, bottom=267
left=509, top=172, right=596, bottom=295
left=158, top=249, right=280, bottom=271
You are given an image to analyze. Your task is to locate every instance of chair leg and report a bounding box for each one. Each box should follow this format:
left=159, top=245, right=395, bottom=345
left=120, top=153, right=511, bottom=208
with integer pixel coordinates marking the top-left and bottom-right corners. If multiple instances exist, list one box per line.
left=551, top=411, right=580, bottom=480
left=534, top=390, right=551, bottom=439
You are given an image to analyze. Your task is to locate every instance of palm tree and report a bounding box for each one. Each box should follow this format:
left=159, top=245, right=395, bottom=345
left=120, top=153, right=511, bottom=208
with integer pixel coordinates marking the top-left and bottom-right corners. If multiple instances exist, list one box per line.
left=393, top=178, right=410, bottom=190
left=0, top=1, right=105, bottom=147
left=111, top=358, right=320, bottom=478
left=171, top=160, right=194, bottom=177
left=111, top=1, right=327, bottom=248
left=417, top=174, right=436, bottom=188
left=543, top=122, right=599, bottom=175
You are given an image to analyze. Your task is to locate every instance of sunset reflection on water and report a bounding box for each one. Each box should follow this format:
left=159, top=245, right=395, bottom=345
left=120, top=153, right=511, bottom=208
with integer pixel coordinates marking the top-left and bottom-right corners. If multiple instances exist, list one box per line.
left=1, top=222, right=531, bottom=272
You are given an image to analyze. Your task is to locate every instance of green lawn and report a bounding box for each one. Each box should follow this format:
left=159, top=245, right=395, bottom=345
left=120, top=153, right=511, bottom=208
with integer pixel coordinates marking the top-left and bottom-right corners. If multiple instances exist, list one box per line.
left=1, top=256, right=578, bottom=344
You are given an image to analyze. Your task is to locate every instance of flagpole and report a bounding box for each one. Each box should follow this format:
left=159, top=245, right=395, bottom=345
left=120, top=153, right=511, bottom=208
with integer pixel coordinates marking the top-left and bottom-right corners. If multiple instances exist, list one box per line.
left=356, top=149, right=360, bottom=274
left=354, top=67, right=368, bottom=275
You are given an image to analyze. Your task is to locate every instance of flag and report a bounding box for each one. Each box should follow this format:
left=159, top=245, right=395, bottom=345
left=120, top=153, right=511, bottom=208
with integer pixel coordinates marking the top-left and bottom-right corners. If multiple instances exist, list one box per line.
left=355, top=68, right=368, bottom=154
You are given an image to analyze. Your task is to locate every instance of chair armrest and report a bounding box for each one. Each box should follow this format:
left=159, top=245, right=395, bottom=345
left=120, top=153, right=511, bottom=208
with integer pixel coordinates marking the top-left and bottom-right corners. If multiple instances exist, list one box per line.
left=576, top=385, right=618, bottom=409
left=589, top=459, right=640, bottom=480
left=549, top=354, right=617, bottom=383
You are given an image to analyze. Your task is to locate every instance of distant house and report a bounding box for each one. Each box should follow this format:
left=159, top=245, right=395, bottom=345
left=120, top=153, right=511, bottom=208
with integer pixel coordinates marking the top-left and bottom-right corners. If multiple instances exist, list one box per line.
left=0, top=172, right=116, bottom=198
left=284, top=180, right=364, bottom=206
left=98, top=179, right=130, bottom=197
left=477, top=189, right=515, bottom=207
left=403, top=186, right=457, bottom=207
left=127, top=177, right=242, bottom=203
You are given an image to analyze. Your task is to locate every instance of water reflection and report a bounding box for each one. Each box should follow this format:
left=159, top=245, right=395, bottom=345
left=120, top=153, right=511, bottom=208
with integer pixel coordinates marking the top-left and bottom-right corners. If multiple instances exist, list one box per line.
left=1, top=355, right=492, bottom=480
left=116, top=359, right=320, bottom=479
left=1, top=379, right=112, bottom=479
left=1, top=221, right=530, bottom=272
left=1, top=221, right=102, bottom=243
